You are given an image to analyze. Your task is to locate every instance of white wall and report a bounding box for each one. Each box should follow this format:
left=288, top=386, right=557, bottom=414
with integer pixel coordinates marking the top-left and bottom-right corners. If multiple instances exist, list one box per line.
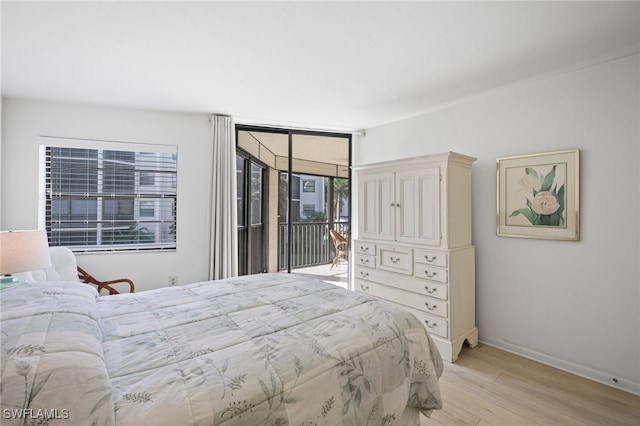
left=1, top=99, right=213, bottom=291
left=354, top=55, right=640, bottom=394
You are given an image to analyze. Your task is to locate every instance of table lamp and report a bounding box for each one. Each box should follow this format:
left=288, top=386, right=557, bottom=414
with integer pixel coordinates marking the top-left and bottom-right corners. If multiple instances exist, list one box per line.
left=0, top=230, right=52, bottom=288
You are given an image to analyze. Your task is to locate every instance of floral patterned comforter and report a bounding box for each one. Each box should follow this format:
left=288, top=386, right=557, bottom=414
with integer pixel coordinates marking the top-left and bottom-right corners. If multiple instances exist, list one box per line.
left=1, top=273, right=442, bottom=425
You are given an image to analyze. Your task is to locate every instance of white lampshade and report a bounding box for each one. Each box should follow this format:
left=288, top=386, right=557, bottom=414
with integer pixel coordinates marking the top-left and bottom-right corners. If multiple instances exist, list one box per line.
left=0, top=230, right=52, bottom=275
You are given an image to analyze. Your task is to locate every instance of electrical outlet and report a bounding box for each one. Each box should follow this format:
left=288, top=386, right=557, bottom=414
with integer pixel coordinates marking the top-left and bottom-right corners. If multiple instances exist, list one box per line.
left=169, top=276, right=178, bottom=286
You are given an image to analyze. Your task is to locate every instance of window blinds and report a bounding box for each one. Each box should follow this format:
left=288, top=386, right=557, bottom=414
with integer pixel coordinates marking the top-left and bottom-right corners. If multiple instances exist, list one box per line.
left=39, top=138, right=178, bottom=252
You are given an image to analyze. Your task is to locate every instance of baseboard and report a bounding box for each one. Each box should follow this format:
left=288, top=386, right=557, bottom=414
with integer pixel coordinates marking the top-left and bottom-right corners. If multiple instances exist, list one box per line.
left=479, top=337, right=640, bottom=396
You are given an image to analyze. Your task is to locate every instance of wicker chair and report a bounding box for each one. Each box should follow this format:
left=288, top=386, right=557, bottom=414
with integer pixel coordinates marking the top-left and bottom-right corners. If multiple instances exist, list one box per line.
left=20, top=246, right=135, bottom=295
left=329, top=230, right=348, bottom=270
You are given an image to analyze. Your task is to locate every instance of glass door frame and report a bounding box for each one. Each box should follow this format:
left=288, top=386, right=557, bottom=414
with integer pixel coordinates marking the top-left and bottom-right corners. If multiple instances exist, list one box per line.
left=236, top=150, right=268, bottom=276
left=235, top=124, right=353, bottom=277
left=284, top=130, right=352, bottom=274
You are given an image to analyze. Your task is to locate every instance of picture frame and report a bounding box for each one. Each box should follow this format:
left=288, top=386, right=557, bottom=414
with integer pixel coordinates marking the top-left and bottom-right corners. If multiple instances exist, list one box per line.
left=497, top=149, right=579, bottom=240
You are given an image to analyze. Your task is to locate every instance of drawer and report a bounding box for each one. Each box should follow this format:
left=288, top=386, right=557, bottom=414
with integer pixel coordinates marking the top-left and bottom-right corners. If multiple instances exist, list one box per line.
left=414, top=249, right=447, bottom=268
left=354, top=240, right=376, bottom=255
left=354, top=265, right=448, bottom=301
left=354, top=265, right=379, bottom=282
left=422, top=314, right=448, bottom=339
left=353, top=278, right=448, bottom=319
left=355, top=279, right=373, bottom=293
left=370, top=283, right=448, bottom=318
left=405, top=309, right=449, bottom=339
left=378, top=246, right=412, bottom=275
left=414, top=264, right=448, bottom=284
left=354, top=274, right=379, bottom=293
left=354, top=253, right=376, bottom=269
left=418, top=281, right=448, bottom=301
left=421, top=297, right=448, bottom=318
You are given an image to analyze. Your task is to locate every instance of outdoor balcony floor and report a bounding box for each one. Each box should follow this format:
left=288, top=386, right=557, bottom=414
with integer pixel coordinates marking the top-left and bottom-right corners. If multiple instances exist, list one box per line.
left=287, top=261, right=349, bottom=290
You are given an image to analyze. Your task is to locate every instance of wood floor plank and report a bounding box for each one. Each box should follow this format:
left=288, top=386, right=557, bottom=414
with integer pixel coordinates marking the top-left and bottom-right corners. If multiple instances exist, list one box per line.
left=421, top=344, right=640, bottom=426
left=471, top=345, right=640, bottom=425
left=444, top=365, right=584, bottom=426
left=476, top=344, right=638, bottom=405
left=494, top=372, right=637, bottom=426
left=438, top=379, right=540, bottom=425
left=428, top=383, right=482, bottom=425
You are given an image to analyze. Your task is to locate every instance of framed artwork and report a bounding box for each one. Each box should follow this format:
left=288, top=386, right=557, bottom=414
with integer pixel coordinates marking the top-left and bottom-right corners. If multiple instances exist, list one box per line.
left=497, top=149, right=579, bottom=240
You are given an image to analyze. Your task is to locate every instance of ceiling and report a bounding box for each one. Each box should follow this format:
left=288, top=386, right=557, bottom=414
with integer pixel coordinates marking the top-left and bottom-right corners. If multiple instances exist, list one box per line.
left=2, top=1, right=638, bottom=131
left=237, top=130, right=350, bottom=176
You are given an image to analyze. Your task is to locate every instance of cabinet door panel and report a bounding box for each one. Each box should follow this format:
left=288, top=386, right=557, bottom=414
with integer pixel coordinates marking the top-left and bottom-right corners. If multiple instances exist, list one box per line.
left=378, top=175, right=394, bottom=238
left=396, top=168, right=441, bottom=245
left=360, top=179, right=378, bottom=237
left=358, top=172, right=395, bottom=240
left=418, top=171, right=440, bottom=244
left=397, top=174, right=416, bottom=240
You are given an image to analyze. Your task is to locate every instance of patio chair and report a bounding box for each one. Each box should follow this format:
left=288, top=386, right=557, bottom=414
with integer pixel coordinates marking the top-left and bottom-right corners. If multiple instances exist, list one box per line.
left=329, top=230, right=348, bottom=270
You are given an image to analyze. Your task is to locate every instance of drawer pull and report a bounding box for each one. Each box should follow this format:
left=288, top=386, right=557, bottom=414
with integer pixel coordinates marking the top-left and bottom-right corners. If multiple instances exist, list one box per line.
left=360, top=246, right=369, bottom=252
left=360, top=258, right=369, bottom=264
left=360, top=284, right=370, bottom=291
left=424, top=255, right=437, bottom=263
left=425, top=302, right=437, bottom=311
left=424, top=320, right=438, bottom=329
left=424, top=286, right=437, bottom=294
left=389, top=257, right=401, bottom=263
left=424, top=270, right=437, bottom=278
left=360, top=271, right=369, bottom=278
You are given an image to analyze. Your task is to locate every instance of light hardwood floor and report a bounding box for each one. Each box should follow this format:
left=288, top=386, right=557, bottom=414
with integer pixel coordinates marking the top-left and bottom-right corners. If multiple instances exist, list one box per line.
left=421, top=344, right=640, bottom=426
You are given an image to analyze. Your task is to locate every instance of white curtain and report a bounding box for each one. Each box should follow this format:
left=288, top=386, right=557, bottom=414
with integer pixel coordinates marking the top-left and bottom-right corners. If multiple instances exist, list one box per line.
left=209, top=115, right=238, bottom=280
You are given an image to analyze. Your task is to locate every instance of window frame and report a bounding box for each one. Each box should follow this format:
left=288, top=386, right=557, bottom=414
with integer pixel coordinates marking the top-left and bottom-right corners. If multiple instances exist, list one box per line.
left=39, top=137, right=178, bottom=253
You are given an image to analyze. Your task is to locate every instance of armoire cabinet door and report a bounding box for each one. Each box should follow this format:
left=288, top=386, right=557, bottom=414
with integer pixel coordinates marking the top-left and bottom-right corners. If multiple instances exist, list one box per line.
left=358, top=172, right=395, bottom=241
left=395, top=167, right=441, bottom=246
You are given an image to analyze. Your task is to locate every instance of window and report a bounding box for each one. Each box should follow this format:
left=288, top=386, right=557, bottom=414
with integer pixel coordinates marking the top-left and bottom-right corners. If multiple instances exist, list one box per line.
left=250, top=163, right=263, bottom=225
left=139, top=201, right=155, bottom=218
left=302, top=204, right=315, bottom=217
left=302, top=179, right=316, bottom=192
left=290, top=174, right=301, bottom=222
left=40, top=137, right=177, bottom=252
left=140, top=171, right=155, bottom=186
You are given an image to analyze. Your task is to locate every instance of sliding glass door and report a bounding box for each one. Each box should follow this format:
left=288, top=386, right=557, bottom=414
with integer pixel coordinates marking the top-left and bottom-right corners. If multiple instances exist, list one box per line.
left=236, top=126, right=351, bottom=278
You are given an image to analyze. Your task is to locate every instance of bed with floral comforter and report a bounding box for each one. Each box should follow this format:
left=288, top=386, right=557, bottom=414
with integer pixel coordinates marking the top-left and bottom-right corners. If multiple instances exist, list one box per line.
left=1, top=273, right=442, bottom=425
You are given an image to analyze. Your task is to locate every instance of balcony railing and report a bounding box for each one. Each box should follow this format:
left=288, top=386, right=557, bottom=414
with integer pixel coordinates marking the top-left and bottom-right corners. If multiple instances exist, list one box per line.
left=278, top=221, right=349, bottom=270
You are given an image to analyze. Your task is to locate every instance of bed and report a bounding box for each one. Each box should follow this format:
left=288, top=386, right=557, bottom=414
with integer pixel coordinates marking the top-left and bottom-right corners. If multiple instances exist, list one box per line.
left=1, top=273, right=443, bottom=425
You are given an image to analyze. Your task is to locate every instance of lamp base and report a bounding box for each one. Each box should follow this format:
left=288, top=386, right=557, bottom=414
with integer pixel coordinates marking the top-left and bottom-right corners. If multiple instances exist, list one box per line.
left=0, top=275, right=22, bottom=289
left=0, top=275, right=19, bottom=284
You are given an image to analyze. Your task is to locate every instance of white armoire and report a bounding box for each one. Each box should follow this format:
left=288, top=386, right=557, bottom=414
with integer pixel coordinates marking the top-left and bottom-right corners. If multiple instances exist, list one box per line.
left=353, top=151, right=477, bottom=362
